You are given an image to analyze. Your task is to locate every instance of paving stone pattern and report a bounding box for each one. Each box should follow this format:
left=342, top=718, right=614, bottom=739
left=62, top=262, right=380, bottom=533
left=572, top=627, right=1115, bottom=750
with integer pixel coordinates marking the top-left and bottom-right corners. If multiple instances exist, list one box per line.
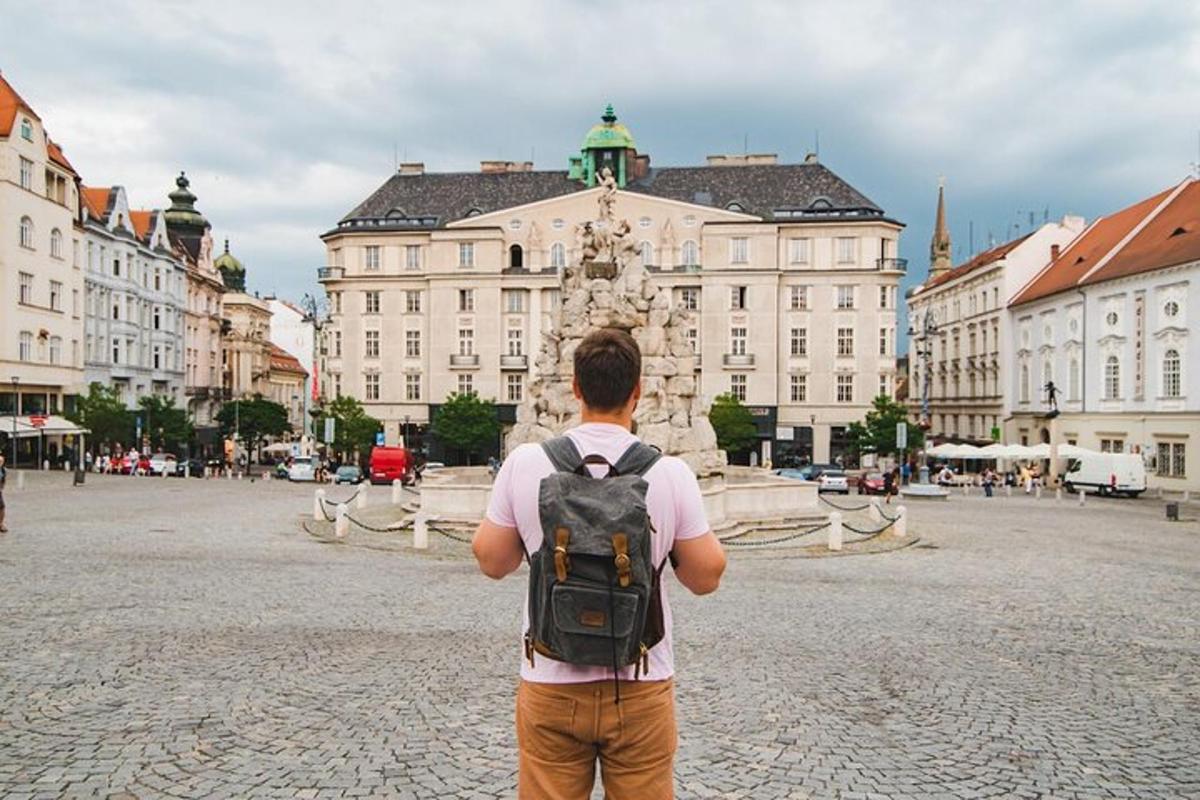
left=0, top=473, right=1198, bottom=799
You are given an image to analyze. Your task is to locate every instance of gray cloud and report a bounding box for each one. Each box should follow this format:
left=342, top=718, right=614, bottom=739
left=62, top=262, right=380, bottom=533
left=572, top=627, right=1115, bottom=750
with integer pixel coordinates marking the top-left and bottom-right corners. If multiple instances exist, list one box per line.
left=5, top=0, right=1197, bottom=325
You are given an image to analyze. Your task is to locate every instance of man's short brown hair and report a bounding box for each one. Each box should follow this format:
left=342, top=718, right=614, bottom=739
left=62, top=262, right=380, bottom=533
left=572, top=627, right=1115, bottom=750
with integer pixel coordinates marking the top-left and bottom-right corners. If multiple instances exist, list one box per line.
left=573, top=328, right=641, bottom=412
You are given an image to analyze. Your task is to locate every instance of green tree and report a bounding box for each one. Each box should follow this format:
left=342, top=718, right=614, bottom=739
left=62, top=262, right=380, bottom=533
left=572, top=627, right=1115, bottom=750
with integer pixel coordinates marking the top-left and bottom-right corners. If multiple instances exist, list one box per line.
left=68, top=382, right=134, bottom=450
left=431, top=392, right=499, bottom=466
left=708, top=393, right=758, bottom=459
left=216, top=396, right=291, bottom=459
left=846, top=394, right=926, bottom=457
left=312, top=395, right=382, bottom=463
left=136, top=395, right=193, bottom=454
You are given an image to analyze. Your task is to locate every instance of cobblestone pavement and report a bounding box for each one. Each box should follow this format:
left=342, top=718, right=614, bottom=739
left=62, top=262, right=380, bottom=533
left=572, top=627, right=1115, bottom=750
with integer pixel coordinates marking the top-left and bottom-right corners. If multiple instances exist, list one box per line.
left=1, top=472, right=1198, bottom=799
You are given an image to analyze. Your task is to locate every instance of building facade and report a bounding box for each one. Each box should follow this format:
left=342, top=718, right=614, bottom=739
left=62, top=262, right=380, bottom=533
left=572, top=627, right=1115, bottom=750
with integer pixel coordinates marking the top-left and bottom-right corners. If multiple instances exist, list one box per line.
left=1008, top=178, right=1199, bottom=492
left=907, top=181, right=1085, bottom=441
left=267, top=344, right=308, bottom=434
left=266, top=297, right=316, bottom=437
left=319, top=108, right=906, bottom=465
left=0, top=73, right=85, bottom=443
left=81, top=186, right=187, bottom=405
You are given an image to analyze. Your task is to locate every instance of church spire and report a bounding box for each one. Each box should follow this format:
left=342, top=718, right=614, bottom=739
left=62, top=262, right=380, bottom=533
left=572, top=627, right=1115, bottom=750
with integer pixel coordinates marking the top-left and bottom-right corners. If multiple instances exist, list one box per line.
left=929, top=177, right=952, bottom=278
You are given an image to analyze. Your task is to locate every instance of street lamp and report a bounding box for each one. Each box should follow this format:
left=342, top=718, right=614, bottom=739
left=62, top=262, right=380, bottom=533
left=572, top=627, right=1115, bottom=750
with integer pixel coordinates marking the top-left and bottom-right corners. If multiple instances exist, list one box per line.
left=908, top=309, right=940, bottom=484
left=10, top=376, right=18, bottom=468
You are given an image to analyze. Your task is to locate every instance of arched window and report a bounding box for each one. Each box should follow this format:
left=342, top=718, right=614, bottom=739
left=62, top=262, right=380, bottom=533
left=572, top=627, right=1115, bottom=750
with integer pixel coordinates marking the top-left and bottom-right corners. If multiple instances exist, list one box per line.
left=680, top=240, right=699, bottom=267
left=640, top=241, right=654, bottom=267
left=1104, top=355, right=1120, bottom=400
left=550, top=242, right=565, bottom=269
left=1020, top=363, right=1030, bottom=402
left=50, top=228, right=62, bottom=259
left=19, top=216, right=34, bottom=249
left=1163, top=349, right=1181, bottom=398
left=1069, top=357, right=1080, bottom=400
left=1042, top=358, right=1053, bottom=392
left=509, top=244, right=523, bottom=269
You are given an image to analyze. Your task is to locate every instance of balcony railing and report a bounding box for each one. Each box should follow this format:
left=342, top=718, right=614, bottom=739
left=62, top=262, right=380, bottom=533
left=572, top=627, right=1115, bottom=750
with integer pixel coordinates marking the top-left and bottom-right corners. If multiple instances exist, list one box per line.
left=449, top=353, right=480, bottom=369
left=876, top=258, right=908, bottom=272
left=722, top=353, right=756, bottom=368
left=317, top=266, right=345, bottom=280
left=499, top=354, right=528, bottom=370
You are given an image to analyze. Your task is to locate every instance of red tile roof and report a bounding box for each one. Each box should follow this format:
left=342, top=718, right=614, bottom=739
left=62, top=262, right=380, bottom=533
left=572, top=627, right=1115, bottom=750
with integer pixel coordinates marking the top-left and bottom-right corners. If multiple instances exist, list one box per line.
left=1086, top=179, right=1200, bottom=285
left=46, top=140, right=77, bottom=175
left=0, top=73, right=40, bottom=137
left=920, top=233, right=1032, bottom=291
left=129, top=210, right=153, bottom=241
left=1011, top=183, right=1181, bottom=306
left=81, top=186, right=112, bottom=220
left=269, top=344, right=308, bottom=376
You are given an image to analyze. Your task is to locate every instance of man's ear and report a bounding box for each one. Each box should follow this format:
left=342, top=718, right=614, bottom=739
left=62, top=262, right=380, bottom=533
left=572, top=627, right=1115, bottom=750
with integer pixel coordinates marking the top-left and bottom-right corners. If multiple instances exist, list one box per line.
left=572, top=376, right=583, bottom=401
left=629, top=379, right=642, bottom=409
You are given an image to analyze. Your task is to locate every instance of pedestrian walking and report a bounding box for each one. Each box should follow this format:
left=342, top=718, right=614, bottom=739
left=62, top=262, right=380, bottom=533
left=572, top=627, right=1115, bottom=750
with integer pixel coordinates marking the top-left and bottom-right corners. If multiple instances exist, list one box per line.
left=900, top=461, right=911, bottom=486
left=982, top=467, right=995, bottom=497
left=473, top=328, right=727, bottom=799
left=883, top=467, right=896, bottom=504
left=0, top=454, right=8, bottom=532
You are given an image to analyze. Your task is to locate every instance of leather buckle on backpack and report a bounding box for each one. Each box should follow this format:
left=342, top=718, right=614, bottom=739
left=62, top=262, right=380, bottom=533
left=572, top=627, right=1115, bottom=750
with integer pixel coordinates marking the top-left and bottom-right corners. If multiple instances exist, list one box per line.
left=554, top=527, right=570, bottom=581
left=612, top=533, right=631, bottom=587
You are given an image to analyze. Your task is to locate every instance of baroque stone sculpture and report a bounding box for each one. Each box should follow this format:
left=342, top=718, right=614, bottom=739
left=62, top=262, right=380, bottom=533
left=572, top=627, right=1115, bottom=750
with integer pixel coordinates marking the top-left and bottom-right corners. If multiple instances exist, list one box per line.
left=506, top=168, right=728, bottom=476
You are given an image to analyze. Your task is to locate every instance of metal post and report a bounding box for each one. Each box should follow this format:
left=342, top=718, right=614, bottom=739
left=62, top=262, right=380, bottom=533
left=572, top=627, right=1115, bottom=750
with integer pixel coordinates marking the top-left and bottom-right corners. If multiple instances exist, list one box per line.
left=11, top=376, right=18, bottom=469
left=828, top=511, right=843, bottom=551
left=1078, top=488, right=1086, bottom=507
left=1035, top=484, right=1042, bottom=500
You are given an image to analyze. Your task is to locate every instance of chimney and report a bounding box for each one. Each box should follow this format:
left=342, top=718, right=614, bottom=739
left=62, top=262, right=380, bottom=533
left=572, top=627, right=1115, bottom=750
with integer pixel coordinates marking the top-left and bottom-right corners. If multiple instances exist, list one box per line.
left=1050, top=243, right=1061, bottom=262
left=705, top=153, right=778, bottom=167
left=480, top=160, right=534, bottom=174
left=803, top=152, right=819, bottom=164
left=397, top=162, right=425, bottom=176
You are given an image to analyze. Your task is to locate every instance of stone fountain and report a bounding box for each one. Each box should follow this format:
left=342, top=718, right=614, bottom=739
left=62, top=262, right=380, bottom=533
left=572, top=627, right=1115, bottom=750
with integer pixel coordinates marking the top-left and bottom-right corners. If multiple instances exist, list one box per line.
left=505, top=167, right=726, bottom=476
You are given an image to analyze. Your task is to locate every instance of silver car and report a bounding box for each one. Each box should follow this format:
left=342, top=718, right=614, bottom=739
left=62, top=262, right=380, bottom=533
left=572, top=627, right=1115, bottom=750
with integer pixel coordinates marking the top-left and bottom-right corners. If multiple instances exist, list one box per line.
left=287, top=457, right=317, bottom=482
left=817, top=469, right=850, bottom=494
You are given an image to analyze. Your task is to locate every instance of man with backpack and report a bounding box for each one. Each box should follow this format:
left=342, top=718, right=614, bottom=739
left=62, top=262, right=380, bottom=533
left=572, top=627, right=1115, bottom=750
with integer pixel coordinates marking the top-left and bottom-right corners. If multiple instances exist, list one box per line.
left=473, top=328, right=727, bottom=799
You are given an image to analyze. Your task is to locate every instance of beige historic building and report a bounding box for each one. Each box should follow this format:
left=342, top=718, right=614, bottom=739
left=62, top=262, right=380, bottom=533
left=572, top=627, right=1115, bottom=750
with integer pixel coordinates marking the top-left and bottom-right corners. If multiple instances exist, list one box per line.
left=907, top=182, right=1085, bottom=440
left=267, top=344, right=308, bottom=433
left=221, top=289, right=272, bottom=400
left=1008, top=178, right=1199, bottom=493
left=0, top=73, right=85, bottom=447
left=319, top=107, right=906, bottom=465
left=81, top=185, right=187, bottom=406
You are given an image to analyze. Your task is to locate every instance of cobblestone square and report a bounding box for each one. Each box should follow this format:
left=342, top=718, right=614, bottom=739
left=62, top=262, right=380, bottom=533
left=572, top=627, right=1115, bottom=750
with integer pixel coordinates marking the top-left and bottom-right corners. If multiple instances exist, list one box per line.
left=1, top=473, right=1197, bottom=799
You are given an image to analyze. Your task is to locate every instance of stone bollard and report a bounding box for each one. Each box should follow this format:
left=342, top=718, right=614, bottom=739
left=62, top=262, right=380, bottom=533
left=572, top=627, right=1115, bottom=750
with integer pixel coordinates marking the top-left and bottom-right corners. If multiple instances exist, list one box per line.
left=868, top=499, right=882, bottom=524
left=413, top=513, right=430, bottom=550
left=313, top=489, right=326, bottom=521
left=894, top=505, right=908, bottom=538
left=356, top=487, right=368, bottom=510
left=335, top=503, right=349, bottom=538
left=162, top=466, right=168, bottom=479
left=42, top=459, right=49, bottom=471
left=1157, top=487, right=1164, bottom=499
left=237, top=471, right=243, bottom=481
left=184, top=463, right=190, bottom=479
left=16, top=471, right=25, bottom=490
left=1035, top=484, right=1042, bottom=500
left=1078, top=488, right=1086, bottom=507
left=227, top=469, right=232, bottom=481
left=962, top=482, right=969, bottom=496
left=392, top=479, right=402, bottom=505
left=1005, top=484, right=1012, bottom=497
left=1055, top=487, right=1062, bottom=503
left=1184, top=491, right=1192, bottom=503
left=828, top=511, right=843, bottom=552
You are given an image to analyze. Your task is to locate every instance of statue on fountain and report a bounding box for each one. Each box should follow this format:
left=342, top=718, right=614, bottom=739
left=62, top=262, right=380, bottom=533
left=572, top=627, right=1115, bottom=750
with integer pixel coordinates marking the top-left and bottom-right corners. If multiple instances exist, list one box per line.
left=505, top=169, right=727, bottom=476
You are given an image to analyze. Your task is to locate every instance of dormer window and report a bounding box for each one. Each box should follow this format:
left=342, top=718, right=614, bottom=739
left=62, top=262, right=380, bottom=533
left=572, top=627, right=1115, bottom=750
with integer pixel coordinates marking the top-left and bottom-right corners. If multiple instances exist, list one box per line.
left=20, top=118, right=33, bottom=141
left=725, top=202, right=745, bottom=213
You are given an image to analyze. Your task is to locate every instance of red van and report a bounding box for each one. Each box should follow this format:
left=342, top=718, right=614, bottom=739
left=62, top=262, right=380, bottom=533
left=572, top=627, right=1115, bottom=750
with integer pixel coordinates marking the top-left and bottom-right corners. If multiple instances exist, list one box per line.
left=368, top=446, right=413, bottom=485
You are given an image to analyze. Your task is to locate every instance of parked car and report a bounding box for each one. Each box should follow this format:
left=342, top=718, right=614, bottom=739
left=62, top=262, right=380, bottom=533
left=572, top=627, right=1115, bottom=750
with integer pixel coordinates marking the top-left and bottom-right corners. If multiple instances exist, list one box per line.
left=173, top=457, right=206, bottom=478
left=117, top=454, right=152, bottom=475
left=857, top=472, right=886, bottom=495
left=773, top=468, right=811, bottom=482
left=1063, top=453, right=1146, bottom=497
left=335, top=465, right=363, bottom=485
left=147, top=453, right=177, bottom=476
left=368, top=446, right=415, bottom=485
left=817, top=469, right=850, bottom=494
left=288, top=456, right=317, bottom=482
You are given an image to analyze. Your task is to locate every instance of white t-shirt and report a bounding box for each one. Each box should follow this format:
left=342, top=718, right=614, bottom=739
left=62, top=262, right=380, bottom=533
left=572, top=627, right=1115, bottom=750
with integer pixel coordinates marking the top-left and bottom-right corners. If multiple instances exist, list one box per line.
left=485, top=422, right=710, bottom=683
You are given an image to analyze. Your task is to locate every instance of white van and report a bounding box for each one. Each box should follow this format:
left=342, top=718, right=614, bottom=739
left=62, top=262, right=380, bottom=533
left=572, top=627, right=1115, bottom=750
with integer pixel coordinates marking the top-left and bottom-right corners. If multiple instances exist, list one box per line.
left=1063, top=453, right=1146, bottom=497
left=287, top=456, right=317, bottom=482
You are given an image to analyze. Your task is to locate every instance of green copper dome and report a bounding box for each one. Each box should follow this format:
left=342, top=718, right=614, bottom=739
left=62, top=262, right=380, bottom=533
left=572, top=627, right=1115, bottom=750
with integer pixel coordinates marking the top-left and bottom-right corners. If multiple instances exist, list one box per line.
left=581, top=104, right=636, bottom=151
left=163, top=171, right=209, bottom=230
left=214, top=239, right=246, bottom=291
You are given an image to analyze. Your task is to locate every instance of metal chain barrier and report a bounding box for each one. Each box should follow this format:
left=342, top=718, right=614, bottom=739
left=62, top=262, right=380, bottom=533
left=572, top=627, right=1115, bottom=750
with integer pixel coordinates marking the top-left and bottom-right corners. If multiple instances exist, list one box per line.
left=344, top=512, right=411, bottom=534
left=429, top=524, right=474, bottom=544
left=720, top=523, right=831, bottom=548
left=819, top=495, right=873, bottom=512
left=320, top=487, right=362, bottom=508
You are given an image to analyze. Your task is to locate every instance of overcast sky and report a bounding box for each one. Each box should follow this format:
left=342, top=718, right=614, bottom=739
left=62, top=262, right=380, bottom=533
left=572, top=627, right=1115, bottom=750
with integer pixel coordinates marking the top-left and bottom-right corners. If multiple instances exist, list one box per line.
left=6, top=0, right=1198, bottom=331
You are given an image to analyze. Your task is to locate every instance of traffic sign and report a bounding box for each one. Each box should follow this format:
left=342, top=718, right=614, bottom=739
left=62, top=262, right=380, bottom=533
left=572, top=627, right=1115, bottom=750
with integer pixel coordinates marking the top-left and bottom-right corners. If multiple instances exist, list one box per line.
left=375, top=431, right=385, bottom=446
left=323, top=417, right=335, bottom=444
left=896, top=421, right=908, bottom=450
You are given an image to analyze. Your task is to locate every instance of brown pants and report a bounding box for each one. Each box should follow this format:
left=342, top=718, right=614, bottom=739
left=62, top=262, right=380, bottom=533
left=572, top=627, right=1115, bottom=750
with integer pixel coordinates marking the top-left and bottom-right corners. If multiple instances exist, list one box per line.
left=516, top=678, right=676, bottom=799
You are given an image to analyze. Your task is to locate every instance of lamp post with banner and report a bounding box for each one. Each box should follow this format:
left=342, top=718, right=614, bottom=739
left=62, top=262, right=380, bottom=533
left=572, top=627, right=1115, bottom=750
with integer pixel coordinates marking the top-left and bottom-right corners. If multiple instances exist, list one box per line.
left=907, top=308, right=939, bottom=484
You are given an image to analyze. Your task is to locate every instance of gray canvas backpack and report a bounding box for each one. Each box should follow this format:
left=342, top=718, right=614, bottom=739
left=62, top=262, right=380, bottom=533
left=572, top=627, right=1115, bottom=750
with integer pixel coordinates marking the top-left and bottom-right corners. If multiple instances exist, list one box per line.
left=523, top=436, right=667, bottom=684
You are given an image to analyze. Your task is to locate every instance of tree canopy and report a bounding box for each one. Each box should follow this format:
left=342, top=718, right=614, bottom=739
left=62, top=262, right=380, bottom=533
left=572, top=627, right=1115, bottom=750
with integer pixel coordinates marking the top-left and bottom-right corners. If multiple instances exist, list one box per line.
left=708, top=393, right=758, bottom=457
left=68, top=382, right=133, bottom=449
left=846, top=394, right=925, bottom=456
left=431, top=392, right=499, bottom=465
left=216, top=396, right=291, bottom=455
left=313, top=395, right=381, bottom=462
left=136, top=394, right=193, bottom=454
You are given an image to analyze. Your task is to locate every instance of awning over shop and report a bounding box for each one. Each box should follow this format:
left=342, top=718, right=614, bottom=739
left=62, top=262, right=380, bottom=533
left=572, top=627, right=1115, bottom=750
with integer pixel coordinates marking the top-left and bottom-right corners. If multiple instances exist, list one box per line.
left=0, top=416, right=89, bottom=438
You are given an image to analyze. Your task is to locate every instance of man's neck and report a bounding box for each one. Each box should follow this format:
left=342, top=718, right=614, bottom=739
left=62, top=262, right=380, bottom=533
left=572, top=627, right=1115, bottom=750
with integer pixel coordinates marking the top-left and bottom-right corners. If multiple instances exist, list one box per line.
left=579, top=411, right=632, bottom=431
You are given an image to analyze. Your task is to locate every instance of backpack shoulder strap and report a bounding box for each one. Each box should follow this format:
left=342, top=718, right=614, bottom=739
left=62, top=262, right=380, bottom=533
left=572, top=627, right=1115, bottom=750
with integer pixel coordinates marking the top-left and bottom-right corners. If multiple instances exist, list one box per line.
left=613, top=441, right=662, bottom=477
left=541, top=436, right=584, bottom=474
